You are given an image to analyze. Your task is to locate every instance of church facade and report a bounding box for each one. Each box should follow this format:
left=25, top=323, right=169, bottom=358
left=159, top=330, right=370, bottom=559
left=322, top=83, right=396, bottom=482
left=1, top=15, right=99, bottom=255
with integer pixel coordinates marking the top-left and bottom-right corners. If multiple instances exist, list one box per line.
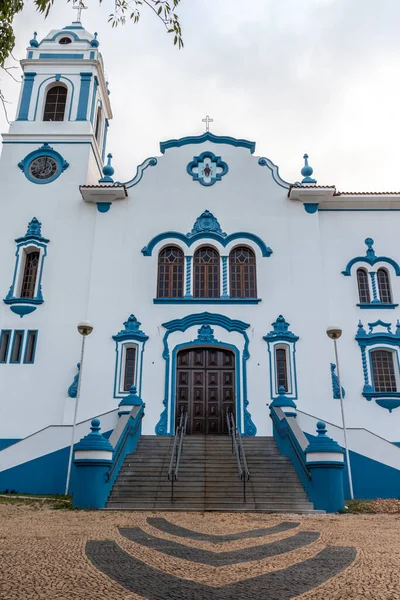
left=0, top=21, right=400, bottom=500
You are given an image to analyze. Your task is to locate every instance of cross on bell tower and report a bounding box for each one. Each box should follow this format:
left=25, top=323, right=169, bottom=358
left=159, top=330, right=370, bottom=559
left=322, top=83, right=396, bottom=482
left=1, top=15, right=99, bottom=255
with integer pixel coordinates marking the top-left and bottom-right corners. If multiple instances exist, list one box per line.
left=73, top=0, right=88, bottom=22
left=202, top=115, right=214, bottom=132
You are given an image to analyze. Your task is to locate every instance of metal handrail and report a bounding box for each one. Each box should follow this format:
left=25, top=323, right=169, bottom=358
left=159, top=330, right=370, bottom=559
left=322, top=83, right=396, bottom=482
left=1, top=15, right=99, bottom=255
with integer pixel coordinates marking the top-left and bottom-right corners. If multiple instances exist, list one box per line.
left=168, top=411, right=187, bottom=501
left=226, top=412, right=250, bottom=502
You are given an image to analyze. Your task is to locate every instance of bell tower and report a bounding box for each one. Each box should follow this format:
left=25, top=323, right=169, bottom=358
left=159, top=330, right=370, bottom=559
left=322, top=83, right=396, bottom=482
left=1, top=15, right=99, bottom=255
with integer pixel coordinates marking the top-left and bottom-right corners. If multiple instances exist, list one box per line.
left=1, top=20, right=112, bottom=185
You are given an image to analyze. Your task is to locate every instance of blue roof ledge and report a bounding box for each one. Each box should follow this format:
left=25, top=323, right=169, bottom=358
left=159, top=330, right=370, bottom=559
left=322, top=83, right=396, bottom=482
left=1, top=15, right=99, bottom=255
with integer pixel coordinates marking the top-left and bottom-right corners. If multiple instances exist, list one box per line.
left=160, top=132, right=256, bottom=154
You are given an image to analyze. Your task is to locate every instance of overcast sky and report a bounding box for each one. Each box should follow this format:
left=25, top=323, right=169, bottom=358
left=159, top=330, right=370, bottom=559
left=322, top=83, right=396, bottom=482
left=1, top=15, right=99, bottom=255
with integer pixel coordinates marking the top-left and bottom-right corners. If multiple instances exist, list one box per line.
left=1, top=0, right=400, bottom=191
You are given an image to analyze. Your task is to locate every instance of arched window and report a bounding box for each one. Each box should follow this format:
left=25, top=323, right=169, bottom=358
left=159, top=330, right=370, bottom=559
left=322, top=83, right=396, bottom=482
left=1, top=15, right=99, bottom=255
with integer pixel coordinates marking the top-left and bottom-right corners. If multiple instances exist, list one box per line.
left=377, top=268, right=392, bottom=303
left=157, top=246, right=184, bottom=298
left=371, top=349, right=397, bottom=392
left=43, top=85, right=67, bottom=121
left=357, top=268, right=370, bottom=304
left=275, top=347, right=288, bottom=392
left=58, top=37, right=72, bottom=44
left=20, top=250, right=40, bottom=298
left=193, top=246, right=220, bottom=298
left=229, top=246, right=257, bottom=298
left=95, top=106, right=102, bottom=143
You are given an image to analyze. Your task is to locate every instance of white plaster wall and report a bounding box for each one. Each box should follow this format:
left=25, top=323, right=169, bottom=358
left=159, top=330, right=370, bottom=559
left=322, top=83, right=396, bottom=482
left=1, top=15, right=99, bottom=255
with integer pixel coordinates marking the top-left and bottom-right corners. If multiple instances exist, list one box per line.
left=1, top=131, right=400, bottom=451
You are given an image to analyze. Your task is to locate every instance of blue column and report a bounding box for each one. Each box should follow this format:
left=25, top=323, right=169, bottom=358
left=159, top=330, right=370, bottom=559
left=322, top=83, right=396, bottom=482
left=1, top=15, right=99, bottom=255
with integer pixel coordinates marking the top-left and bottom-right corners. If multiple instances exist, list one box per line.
left=221, top=256, right=229, bottom=298
left=17, top=72, right=36, bottom=121
left=184, top=256, right=192, bottom=297
left=370, top=271, right=380, bottom=303
left=76, top=72, right=93, bottom=121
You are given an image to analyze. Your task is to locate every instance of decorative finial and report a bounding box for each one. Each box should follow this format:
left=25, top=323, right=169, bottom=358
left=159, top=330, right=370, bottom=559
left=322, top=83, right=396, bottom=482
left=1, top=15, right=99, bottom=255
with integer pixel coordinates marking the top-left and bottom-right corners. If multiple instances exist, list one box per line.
left=316, top=420, right=327, bottom=436
left=201, top=115, right=214, bottom=132
left=106, top=81, right=111, bottom=95
left=99, top=153, right=114, bottom=183
left=364, top=238, right=375, bottom=257
left=91, top=32, right=99, bottom=48
left=30, top=32, right=39, bottom=48
left=278, top=385, right=286, bottom=395
left=301, top=153, right=317, bottom=184
left=90, top=418, right=101, bottom=433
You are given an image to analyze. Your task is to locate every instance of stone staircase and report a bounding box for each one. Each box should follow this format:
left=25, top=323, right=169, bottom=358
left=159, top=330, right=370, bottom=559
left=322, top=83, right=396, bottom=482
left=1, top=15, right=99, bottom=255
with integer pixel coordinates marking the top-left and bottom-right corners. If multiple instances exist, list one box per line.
left=106, top=435, right=316, bottom=512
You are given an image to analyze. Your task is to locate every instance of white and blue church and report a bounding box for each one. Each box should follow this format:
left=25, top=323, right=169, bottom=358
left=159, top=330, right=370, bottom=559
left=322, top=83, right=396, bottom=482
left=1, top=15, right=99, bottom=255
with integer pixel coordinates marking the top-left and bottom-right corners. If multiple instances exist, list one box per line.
left=0, top=20, right=399, bottom=511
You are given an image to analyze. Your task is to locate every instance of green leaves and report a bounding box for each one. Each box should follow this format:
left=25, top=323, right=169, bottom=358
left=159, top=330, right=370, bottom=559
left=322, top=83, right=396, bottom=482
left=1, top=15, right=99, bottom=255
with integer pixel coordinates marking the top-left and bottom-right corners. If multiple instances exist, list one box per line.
left=0, top=0, right=23, bottom=65
left=110, top=0, right=184, bottom=49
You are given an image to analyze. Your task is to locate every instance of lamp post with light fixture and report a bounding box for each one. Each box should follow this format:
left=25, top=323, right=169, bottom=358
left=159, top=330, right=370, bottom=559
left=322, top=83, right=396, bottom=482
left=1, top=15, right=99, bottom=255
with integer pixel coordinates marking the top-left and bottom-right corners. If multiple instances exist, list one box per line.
left=326, top=325, right=354, bottom=500
left=65, top=320, right=94, bottom=496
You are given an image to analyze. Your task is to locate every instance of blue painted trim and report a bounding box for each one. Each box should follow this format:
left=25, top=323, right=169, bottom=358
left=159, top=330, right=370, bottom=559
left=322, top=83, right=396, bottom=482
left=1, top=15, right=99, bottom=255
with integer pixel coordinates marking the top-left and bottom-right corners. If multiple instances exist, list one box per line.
left=17, top=72, right=36, bottom=121
left=23, top=330, right=38, bottom=364
left=90, top=51, right=95, bottom=59
left=89, top=76, right=99, bottom=124
left=160, top=132, right=256, bottom=154
left=320, top=209, right=400, bottom=212
left=155, top=312, right=256, bottom=436
left=184, top=256, right=192, bottom=297
left=9, top=330, right=24, bottom=364
left=112, top=315, right=148, bottom=399
left=186, top=151, right=228, bottom=186
left=221, top=256, right=229, bottom=298
left=142, top=231, right=272, bottom=257
left=304, top=203, right=319, bottom=214
left=27, top=51, right=33, bottom=59
left=76, top=72, right=92, bottom=121
left=264, top=316, right=299, bottom=400
left=357, top=303, right=398, bottom=309
left=370, top=271, right=378, bottom=301
left=0, top=330, right=12, bottom=363
left=0, top=439, right=21, bottom=450
left=9, top=305, right=37, bottom=318
left=45, top=30, right=81, bottom=41
left=33, top=75, right=75, bottom=121
left=97, top=202, right=111, bottom=213
left=153, top=298, right=262, bottom=304
left=18, top=143, right=69, bottom=185
left=257, top=157, right=292, bottom=189
left=39, top=53, right=84, bottom=59
left=342, top=238, right=400, bottom=276
left=102, top=118, right=109, bottom=163
left=115, top=157, right=158, bottom=188
left=3, top=141, right=102, bottom=177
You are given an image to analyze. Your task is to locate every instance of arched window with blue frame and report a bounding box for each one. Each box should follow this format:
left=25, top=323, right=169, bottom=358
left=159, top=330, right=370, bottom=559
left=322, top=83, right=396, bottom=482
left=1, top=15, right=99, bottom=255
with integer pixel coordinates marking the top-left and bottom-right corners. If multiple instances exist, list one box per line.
left=229, top=246, right=257, bottom=298
left=377, top=268, right=392, bottom=304
left=357, top=267, right=370, bottom=304
left=193, top=246, right=220, bottom=298
left=43, top=84, right=67, bottom=121
left=157, top=246, right=184, bottom=298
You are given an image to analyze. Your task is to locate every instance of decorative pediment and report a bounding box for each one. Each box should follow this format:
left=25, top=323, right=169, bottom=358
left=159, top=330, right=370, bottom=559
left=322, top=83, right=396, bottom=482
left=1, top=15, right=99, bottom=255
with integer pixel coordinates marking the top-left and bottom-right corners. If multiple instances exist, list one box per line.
left=112, top=314, right=149, bottom=342
left=186, top=151, right=228, bottom=187
left=187, top=210, right=226, bottom=238
left=342, top=238, right=400, bottom=276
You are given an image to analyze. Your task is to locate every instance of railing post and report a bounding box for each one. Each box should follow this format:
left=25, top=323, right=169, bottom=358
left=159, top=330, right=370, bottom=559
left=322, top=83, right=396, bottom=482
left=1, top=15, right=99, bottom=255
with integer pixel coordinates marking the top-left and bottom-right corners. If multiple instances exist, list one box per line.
left=72, top=419, right=113, bottom=509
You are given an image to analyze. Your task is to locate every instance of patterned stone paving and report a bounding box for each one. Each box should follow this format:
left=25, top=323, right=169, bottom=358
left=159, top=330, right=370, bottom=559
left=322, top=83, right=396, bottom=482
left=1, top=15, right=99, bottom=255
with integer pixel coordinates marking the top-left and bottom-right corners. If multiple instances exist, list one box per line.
left=1, top=505, right=400, bottom=599
left=147, top=516, right=300, bottom=542
left=119, top=527, right=320, bottom=565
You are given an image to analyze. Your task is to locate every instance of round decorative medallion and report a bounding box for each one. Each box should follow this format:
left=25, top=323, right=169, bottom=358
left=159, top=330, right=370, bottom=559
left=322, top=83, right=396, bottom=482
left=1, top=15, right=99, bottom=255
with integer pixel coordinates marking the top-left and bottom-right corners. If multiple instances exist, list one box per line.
left=18, top=143, right=69, bottom=184
left=29, top=156, right=59, bottom=181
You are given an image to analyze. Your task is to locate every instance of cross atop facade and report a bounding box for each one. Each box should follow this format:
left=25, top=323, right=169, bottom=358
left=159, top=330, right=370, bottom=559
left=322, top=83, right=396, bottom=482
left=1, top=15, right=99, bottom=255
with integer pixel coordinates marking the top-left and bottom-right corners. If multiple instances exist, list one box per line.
left=202, top=115, right=214, bottom=132
left=73, top=0, right=88, bottom=22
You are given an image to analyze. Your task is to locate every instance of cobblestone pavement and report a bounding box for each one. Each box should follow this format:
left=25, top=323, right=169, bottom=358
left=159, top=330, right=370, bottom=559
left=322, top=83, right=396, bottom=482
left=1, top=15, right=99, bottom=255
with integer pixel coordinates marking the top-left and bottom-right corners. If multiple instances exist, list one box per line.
left=1, top=505, right=400, bottom=599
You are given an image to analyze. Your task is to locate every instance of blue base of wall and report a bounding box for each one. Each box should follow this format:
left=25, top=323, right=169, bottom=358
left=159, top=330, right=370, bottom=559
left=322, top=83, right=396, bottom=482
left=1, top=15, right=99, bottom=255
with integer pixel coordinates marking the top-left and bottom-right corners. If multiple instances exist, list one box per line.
left=305, top=433, right=400, bottom=500
left=0, top=439, right=21, bottom=451
left=0, top=430, right=112, bottom=495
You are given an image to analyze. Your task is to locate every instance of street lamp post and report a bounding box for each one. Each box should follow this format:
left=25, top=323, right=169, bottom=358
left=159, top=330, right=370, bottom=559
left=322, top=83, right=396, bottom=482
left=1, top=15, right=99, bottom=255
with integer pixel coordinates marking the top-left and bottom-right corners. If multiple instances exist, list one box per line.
left=65, top=320, right=94, bottom=496
left=326, top=326, right=354, bottom=500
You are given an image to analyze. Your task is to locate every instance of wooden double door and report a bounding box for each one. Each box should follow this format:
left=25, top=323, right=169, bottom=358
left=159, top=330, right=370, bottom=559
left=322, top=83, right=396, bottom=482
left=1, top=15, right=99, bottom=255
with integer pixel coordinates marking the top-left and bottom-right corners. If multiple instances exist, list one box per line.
left=175, top=347, right=236, bottom=435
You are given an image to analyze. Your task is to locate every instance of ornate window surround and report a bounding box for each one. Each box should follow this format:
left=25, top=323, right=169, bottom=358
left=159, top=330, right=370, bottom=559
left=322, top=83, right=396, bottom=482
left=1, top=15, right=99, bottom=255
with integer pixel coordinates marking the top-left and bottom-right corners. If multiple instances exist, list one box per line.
left=263, top=315, right=299, bottom=400
left=144, top=210, right=271, bottom=304
left=342, top=238, right=399, bottom=309
left=155, top=312, right=257, bottom=437
left=356, top=319, right=400, bottom=412
left=3, top=218, right=49, bottom=318
left=112, top=314, right=148, bottom=399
